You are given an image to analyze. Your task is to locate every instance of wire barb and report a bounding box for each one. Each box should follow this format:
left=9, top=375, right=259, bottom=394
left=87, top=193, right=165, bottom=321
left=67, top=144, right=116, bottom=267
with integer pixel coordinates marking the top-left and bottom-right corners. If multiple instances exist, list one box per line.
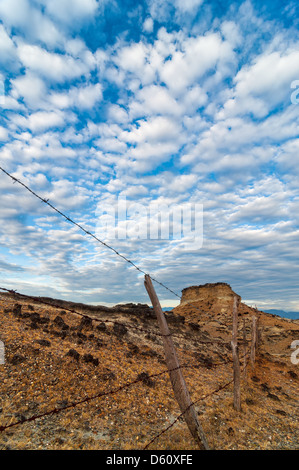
left=0, top=165, right=180, bottom=300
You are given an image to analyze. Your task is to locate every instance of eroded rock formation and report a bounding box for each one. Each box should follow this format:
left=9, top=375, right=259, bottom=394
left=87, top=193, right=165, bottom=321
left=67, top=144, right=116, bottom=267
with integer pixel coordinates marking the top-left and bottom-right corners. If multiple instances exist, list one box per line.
left=180, top=282, right=241, bottom=314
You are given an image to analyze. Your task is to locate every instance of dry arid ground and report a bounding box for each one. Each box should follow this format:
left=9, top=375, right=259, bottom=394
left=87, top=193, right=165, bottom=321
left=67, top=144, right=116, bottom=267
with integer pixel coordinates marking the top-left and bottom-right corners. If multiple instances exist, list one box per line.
left=0, top=287, right=298, bottom=451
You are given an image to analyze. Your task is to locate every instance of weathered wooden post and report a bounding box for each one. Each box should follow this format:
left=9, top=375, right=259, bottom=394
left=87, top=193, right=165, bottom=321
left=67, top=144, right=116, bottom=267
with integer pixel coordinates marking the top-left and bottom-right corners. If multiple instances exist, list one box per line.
left=144, top=274, right=209, bottom=450
left=231, top=296, right=241, bottom=411
left=242, top=318, right=247, bottom=380
left=250, top=316, right=257, bottom=366
left=257, top=317, right=262, bottom=351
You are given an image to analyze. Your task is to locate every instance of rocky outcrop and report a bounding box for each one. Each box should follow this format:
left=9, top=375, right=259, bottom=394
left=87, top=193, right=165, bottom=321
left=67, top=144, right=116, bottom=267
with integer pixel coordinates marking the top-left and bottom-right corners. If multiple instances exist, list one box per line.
left=179, top=282, right=241, bottom=314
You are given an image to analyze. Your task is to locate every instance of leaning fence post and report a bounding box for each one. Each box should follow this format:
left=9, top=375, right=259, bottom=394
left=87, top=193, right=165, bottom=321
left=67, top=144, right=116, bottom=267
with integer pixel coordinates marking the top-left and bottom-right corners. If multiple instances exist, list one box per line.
left=242, top=318, right=247, bottom=380
left=231, top=296, right=241, bottom=411
left=144, top=274, right=209, bottom=450
left=257, top=317, right=261, bottom=351
left=250, top=316, right=257, bottom=366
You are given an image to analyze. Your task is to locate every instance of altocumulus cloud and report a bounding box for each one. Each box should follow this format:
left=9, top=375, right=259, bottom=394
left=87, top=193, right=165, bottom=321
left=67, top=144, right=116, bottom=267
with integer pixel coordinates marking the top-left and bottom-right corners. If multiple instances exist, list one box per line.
left=0, top=0, right=299, bottom=311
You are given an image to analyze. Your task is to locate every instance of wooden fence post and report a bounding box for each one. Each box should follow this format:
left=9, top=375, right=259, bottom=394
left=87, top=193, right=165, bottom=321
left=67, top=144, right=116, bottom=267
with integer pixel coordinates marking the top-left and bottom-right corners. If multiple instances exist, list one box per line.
left=250, top=316, right=257, bottom=366
left=257, top=317, right=262, bottom=350
left=242, top=318, right=247, bottom=380
left=231, top=296, right=241, bottom=411
left=144, top=274, right=209, bottom=450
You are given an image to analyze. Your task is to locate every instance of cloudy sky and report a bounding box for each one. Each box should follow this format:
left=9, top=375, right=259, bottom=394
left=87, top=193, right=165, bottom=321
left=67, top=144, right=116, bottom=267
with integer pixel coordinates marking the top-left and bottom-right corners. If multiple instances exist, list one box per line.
left=0, top=0, right=299, bottom=311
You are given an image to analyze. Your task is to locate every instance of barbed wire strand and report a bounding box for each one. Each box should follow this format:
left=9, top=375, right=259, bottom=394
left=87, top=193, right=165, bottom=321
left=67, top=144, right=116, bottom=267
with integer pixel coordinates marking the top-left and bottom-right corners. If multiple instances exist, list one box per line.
left=0, top=166, right=258, bottom=335
left=143, top=376, right=234, bottom=450
left=0, top=286, right=232, bottom=345
left=0, top=166, right=180, bottom=300
left=0, top=357, right=232, bottom=434
left=0, top=167, right=263, bottom=449
left=143, top=356, right=251, bottom=450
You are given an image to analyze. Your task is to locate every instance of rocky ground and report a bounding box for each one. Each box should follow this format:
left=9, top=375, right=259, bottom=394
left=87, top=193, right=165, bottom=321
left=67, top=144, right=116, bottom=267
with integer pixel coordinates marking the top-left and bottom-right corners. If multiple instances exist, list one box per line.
left=0, top=290, right=298, bottom=450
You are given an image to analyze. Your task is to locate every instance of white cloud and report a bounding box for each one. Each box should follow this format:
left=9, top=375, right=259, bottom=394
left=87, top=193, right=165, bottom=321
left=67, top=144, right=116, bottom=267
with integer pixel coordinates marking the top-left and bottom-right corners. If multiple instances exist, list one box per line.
left=39, top=0, right=99, bottom=25
left=11, top=72, right=47, bottom=109
left=229, top=194, right=289, bottom=224
left=159, top=33, right=234, bottom=95
left=122, top=116, right=181, bottom=144
left=166, top=173, right=197, bottom=193
left=0, top=24, right=18, bottom=65
left=26, top=111, right=66, bottom=132
left=0, top=0, right=31, bottom=28
left=277, top=138, right=299, bottom=175
left=129, top=141, right=179, bottom=170
left=0, top=0, right=63, bottom=47
left=50, top=83, right=102, bottom=110
left=74, top=83, right=103, bottom=109
left=17, top=44, right=93, bottom=82
left=174, top=0, right=204, bottom=13
left=9, top=111, right=73, bottom=134
left=108, top=105, right=129, bottom=124
left=0, top=126, right=8, bottom=141
left=94, top=137, right=127, bottom=154
left=143, top=17, right=154, bottom=33
left=220, top=21, right=242, bottom=47
left=130, top=84, right=182, bottom=117
left=48, top=179, right=89, bottom=209
left=220, top=49, right=299, bottom=119
left=117, top=42, right=147, bottom=72
left=182, top=85, right=208, bottom=113
left=148, top=0, right=203, bottom=22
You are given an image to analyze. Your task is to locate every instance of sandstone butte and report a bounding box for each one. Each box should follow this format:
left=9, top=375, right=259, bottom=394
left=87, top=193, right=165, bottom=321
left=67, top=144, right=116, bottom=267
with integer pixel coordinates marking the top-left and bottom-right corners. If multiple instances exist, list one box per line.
left=178, top=282, right=241, bottom=311
left=0, top=282, right=298, bottom=450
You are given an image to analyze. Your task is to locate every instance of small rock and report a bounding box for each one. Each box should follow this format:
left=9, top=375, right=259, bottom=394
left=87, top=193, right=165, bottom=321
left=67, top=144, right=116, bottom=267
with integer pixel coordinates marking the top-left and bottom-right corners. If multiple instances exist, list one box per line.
left=137, top=372, right=155, bottom=387
left=14, top=413, right=26, bottom=422
left=12, top=304, right=22, bottom=316
left=77, top=332, right=87, bottom=341
left=54, top=316, right=69, bottom=330
left=83, top=354, right=99, bottom=366
left=276, top=409, right=287, bottom=416
left=29, top=312, right=41, bottom=323
left=66, top=349, right=80, bottom=361
left=96, top=322, right=107, bottom=332
left=113, top=323, right=128, bottom=336
left=56, top=400, right=68, bottom=409
left=267, top=392, right=280, bottom=401
left=10, top=354, right=26, bottom=365
left=261, top=383, right=270, bottom=392
left=288, top=370, right=297, bottom=379
left=245, top=398, right=255, bottom=405
left=79, top=316, right=93, bottom=329
left=251, top=375, right=260, bottom=383
left=37, top=339, right=51, bottom=347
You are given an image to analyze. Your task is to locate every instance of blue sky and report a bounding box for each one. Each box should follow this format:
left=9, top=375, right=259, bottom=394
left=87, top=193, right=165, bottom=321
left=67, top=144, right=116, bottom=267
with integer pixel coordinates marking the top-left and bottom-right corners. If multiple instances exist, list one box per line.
left=0, top=0, right=299, bottom=310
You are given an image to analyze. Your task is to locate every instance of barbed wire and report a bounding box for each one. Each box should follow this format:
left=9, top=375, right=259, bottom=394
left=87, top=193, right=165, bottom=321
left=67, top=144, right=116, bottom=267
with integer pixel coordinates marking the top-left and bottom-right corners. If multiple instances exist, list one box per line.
left=0, top=166, right=180, bottom=300
left=0, top=286, right=233, bottom=346
left=143, top=356, right=251, bottom=450
left=0, top=166, right=260, bottom=449
left=0, top=356, right=232, bottom=435
left=0, top=365, right=182, bottom=433
left=143, top=376, right=234, bottom=450
left=0, top=166, right=254, bottom=338
left=0, top=284, right=235, bottom=445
